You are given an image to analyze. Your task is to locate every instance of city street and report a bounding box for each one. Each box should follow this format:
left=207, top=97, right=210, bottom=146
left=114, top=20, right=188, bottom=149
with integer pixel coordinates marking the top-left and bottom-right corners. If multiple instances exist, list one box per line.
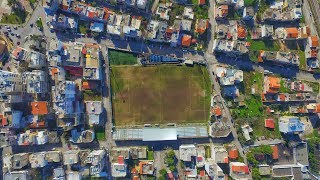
left=306, top=0, right=320, bottom=35
left=303, top=0, right=318, bottom=36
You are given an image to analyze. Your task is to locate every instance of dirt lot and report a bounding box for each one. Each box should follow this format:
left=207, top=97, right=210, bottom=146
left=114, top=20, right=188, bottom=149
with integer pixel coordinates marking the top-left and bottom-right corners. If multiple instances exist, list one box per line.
left=110, top=65, right=211, bottom=127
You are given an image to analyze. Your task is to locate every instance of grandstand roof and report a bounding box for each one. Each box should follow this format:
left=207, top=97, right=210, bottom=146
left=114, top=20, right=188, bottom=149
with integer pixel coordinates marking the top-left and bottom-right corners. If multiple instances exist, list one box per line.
left=142, top=128, right=177, bottom=141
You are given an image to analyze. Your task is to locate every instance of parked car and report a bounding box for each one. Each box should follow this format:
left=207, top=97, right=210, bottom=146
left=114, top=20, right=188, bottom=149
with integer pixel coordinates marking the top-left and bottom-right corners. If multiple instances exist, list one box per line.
left=67, top=142, right=72, bottom=150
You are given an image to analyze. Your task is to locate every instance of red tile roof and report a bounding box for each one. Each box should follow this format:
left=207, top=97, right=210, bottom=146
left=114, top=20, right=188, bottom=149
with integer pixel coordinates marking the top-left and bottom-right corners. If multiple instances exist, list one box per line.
left=0, top=114, right=8, bottom=127
left=267, top=76, right=281, bottom=93
left=118, top=156, right=124, bottom=164
left=198, top=0, right=206, bottom=5
left=286, top=28, right=299, bottom=38
left=310, top=49, right=318, bottom=57
left=199, top=170, right=205, bottom=176
left=51, top=68, right=59, bottom=77
left=315, top=104, right=320, bottom=113
left=310, top=36, right=319, bottom=47
left=298, top=107, right=307, bottom=113
left=139, top=161, right=146, bottom=174
left=278, top=94, right=286, bottom=101
left=229, top=149, right=239, bottom=159
left=131, top=168, right=137, bottom=174
left=227, top=32, right=232, bottom=39
left=196, top=19, right=209, bottom=34
left=258, top=50, right=264, bottom=62
left=82, top=81, right=98, bottom=90
left=12, top=46, right=22, bottom=59
left=75, top=7, right=83, bottom=13
left=232, top=164, right=249, bottom=174
left=31, top=102, right=48, bottom=115
left=104, top=8, right=113, bottom=20
left=213, top=106, right=222, bottom=116
left=88, top=11, right=96, bottom=18
left=272, top=145, right=279, bottom=159
left=166, top=28, right=174, bottom=39
left=265, top=119, right=275, bottom=129
left=219, top=5, right=228, bottom=17
left=237, top=26, right=247, bottom=39
left=64, top=66, right=83, bottom=77
left=181, top=35, right=192, bottom=47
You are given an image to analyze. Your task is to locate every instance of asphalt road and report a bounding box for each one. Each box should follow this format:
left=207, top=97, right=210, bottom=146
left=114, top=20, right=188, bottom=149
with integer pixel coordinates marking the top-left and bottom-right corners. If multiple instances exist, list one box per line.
left=216, top=55, right=320, bottom=82
left=307, top=0, right=320, bottom=34
left=205, top=0, right=248, bottom=164
left=207, top=62, right=248, bottom=164
left=303, top=0, right=319, bottom=36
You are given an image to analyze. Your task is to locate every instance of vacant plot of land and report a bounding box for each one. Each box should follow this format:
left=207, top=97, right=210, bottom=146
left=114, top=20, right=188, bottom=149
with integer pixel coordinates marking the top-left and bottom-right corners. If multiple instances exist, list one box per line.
left=232, top=71, right=281, bottom=142
left=247, top=35, right=281, bottom=51
left=243, top=71, right=263, bottom=95
left=108, top=49, right=137, bottom=65
left=94, top=127, right=105, bottom=141
left=304, top=81, right=320, bottom=93
left=111, top=65, right=211, bottom=126
left=297, top=50, right=306, bottom=70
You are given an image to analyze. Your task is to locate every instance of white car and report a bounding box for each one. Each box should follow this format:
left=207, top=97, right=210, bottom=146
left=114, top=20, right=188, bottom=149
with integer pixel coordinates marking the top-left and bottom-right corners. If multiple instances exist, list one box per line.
left=264, top=70, right=271, bottom=74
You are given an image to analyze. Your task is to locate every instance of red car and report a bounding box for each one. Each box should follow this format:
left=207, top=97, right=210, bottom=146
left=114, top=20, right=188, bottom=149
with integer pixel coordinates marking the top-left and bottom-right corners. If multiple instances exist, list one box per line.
left=67, top=142, right=72, bottom=150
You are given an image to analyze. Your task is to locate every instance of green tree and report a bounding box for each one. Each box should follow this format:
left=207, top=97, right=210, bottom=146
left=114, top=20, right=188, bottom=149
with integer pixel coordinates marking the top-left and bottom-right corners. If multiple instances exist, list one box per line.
left=247, top=152, right=258, bottom=166
left=159, top=169, right=167, bottom=179
left=167, top=150, right=175, bottom=158
left=257, top=145, right=273, bottom=155
left=159, top=169, right=167, bottom=176
left=307, top=137, right=320, bottom=175
left=7, top=0, right=18, bottom=6
left=167, top=158, right=174, bottom=165
left=252, top=168, right=261, bottom=179
left=79, top=24, right=88, bottom=34
left=169, top=165, right=176, bottom=171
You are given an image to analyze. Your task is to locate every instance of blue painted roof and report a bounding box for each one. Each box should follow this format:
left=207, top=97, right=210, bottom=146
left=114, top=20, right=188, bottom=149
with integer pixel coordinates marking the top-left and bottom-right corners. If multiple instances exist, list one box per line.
left=90, top=22, right=104, bottom=32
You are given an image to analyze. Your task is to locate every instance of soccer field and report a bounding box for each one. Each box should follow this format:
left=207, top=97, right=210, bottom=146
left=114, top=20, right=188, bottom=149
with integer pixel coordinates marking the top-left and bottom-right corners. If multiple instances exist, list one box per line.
left=110, top=65, right=211, bottom=127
